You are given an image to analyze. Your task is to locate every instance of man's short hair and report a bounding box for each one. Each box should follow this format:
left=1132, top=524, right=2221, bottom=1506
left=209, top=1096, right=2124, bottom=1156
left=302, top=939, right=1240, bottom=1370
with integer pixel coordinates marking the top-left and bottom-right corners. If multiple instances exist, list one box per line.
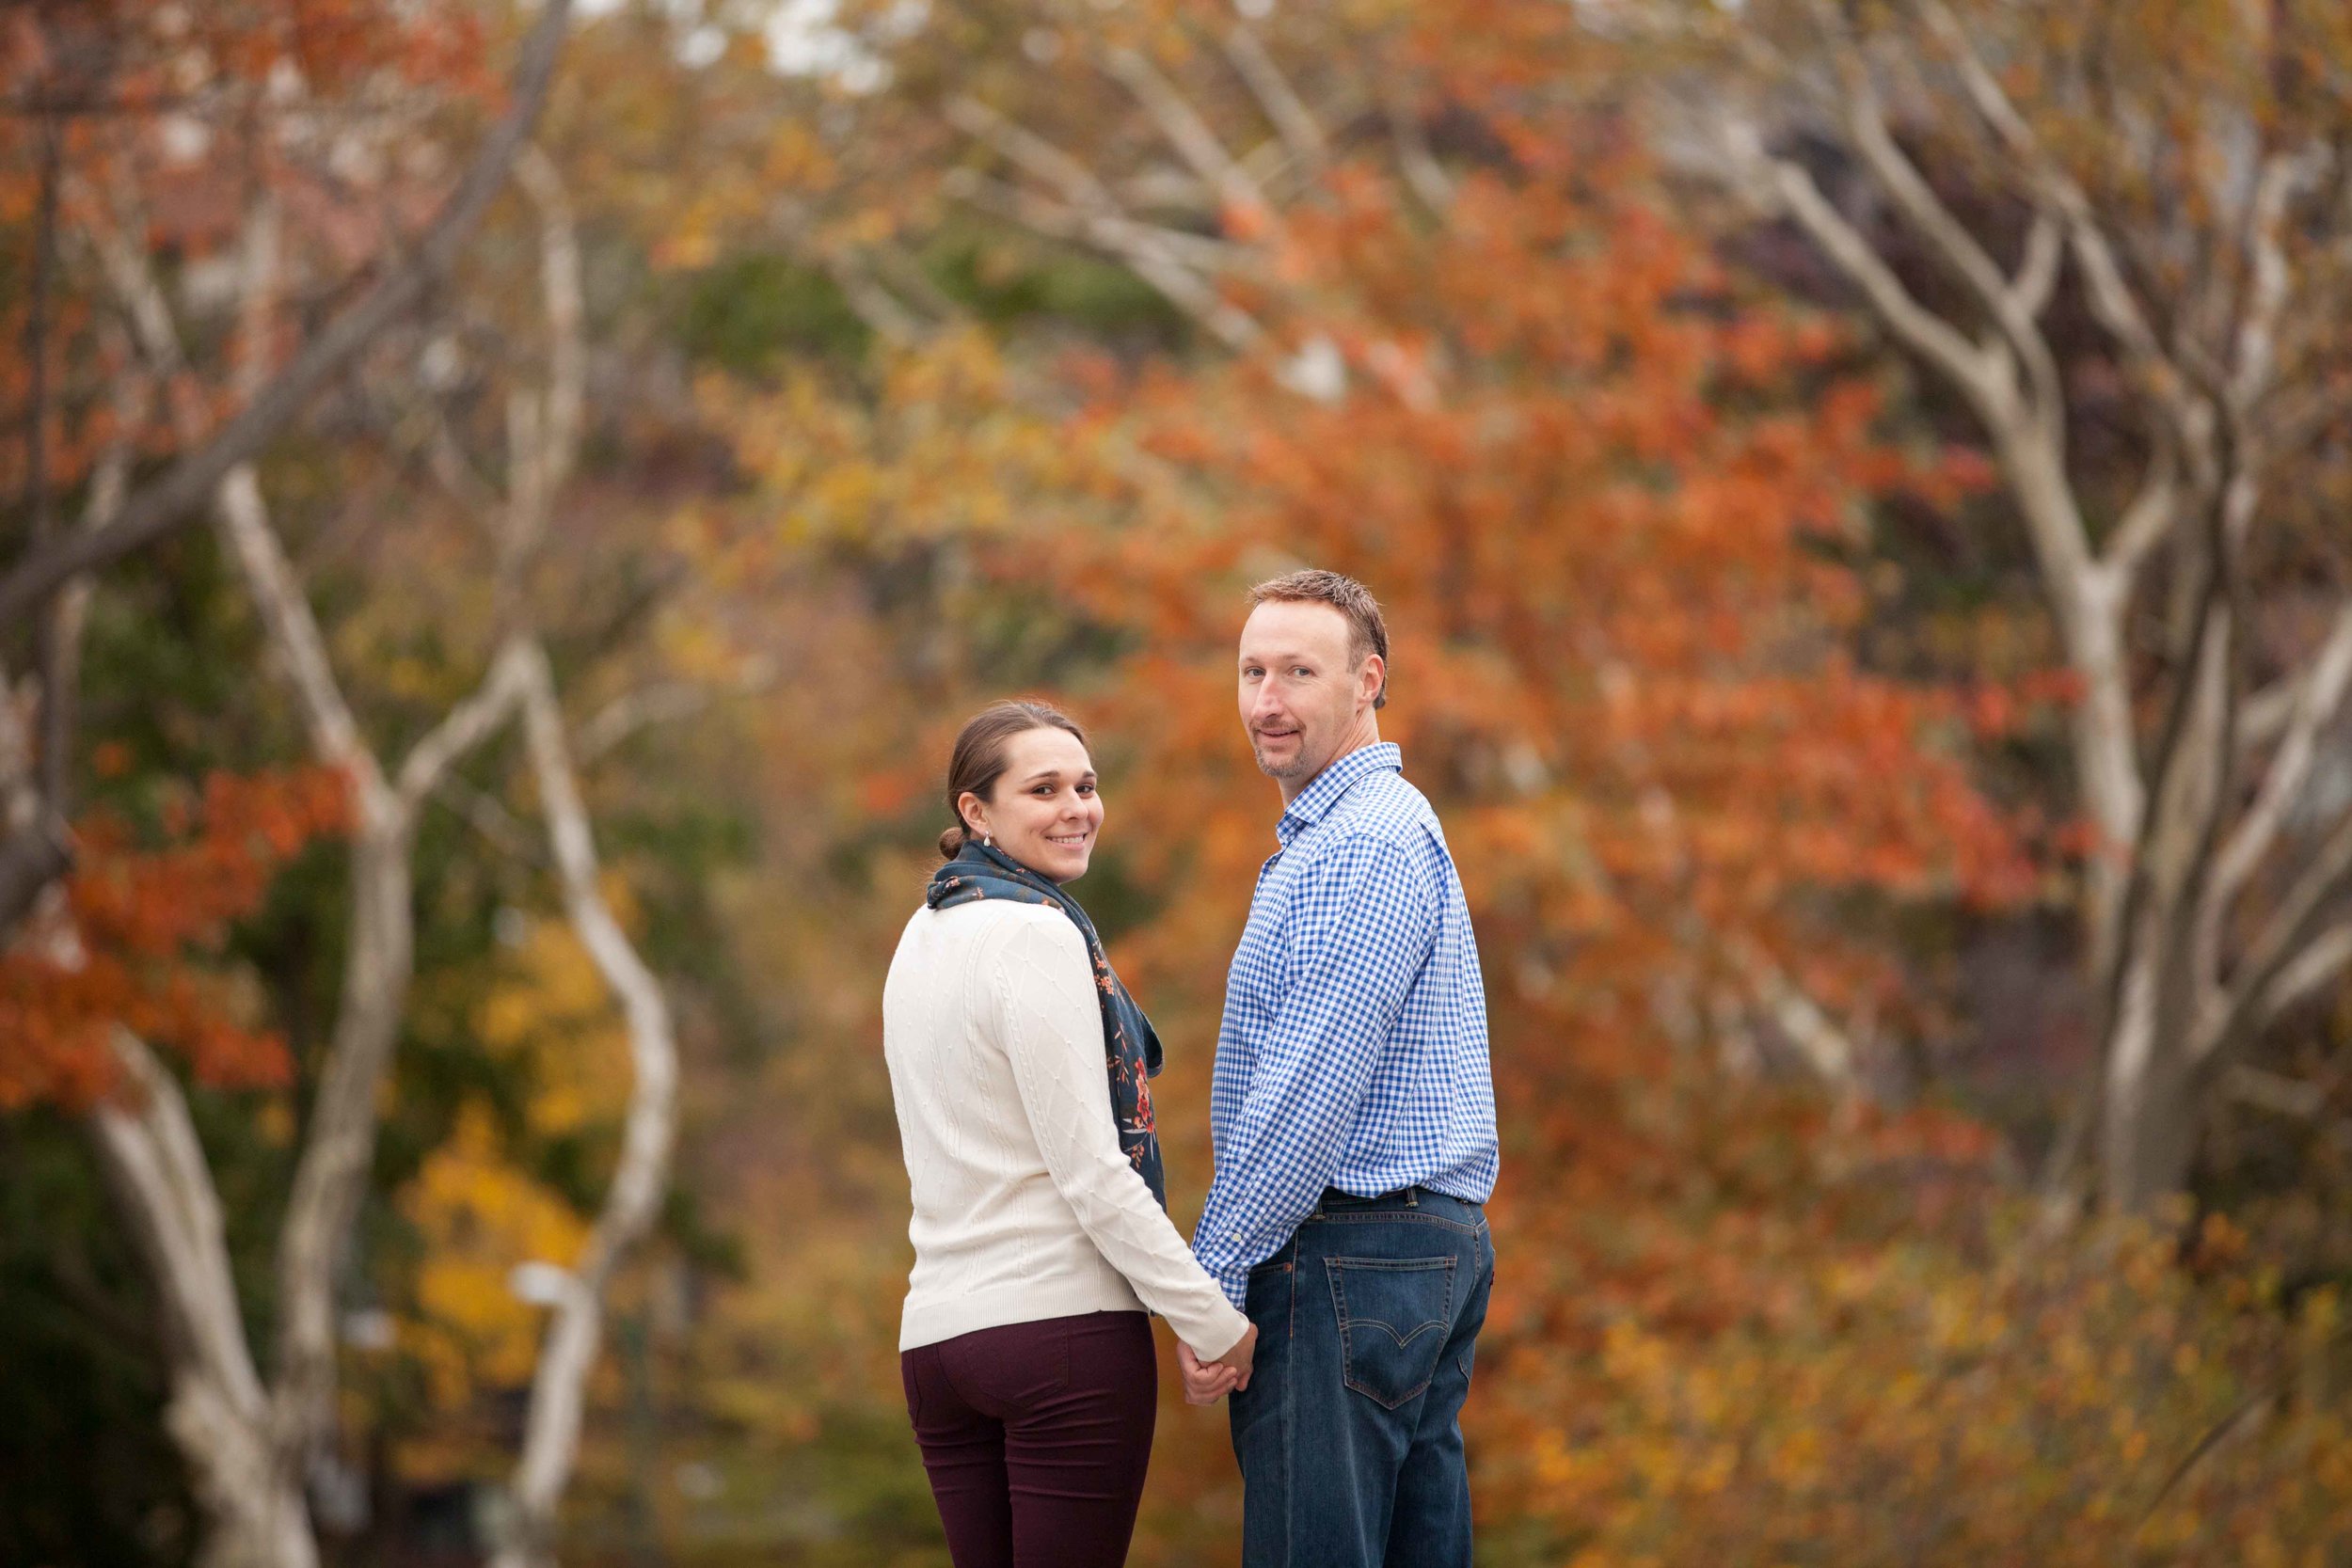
left=1247, top=569, right=1391, bottom=709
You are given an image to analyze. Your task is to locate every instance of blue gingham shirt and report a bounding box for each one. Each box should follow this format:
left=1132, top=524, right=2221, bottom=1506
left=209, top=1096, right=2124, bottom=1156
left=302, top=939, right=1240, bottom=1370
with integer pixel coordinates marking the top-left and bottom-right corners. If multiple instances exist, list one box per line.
left=1192, top=742, right=1500, bottom=1307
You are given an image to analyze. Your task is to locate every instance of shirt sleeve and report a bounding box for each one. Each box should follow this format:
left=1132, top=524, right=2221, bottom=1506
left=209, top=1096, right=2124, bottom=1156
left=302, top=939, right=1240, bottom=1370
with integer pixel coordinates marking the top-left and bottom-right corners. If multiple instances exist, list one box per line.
left=987, top=909, right=1252, bottom=1360
left=1191, top=832, right=1440, bottom=1308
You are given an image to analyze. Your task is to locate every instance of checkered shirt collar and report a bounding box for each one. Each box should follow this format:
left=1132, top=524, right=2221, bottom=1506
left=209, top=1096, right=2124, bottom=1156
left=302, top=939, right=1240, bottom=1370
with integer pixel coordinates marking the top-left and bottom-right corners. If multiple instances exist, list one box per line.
left=1275, top=741, right=1403, bottom=847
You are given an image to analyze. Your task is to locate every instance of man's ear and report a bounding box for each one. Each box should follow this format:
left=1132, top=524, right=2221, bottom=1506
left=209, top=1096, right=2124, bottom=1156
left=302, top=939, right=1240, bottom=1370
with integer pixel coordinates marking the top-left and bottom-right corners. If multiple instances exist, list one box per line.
left=1359, top=653, right=1386, bottom=709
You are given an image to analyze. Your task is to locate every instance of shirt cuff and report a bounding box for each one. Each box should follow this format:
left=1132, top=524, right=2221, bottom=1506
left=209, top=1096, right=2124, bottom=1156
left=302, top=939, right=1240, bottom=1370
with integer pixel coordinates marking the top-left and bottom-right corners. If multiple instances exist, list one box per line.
left=1215, top=1267, right=1248, bottom=1312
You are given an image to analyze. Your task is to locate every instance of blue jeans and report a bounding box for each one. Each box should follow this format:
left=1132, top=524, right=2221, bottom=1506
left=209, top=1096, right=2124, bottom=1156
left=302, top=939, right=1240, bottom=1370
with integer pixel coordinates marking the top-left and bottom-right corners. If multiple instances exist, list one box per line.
left=1227, top=1187, right=1495, bottom=1567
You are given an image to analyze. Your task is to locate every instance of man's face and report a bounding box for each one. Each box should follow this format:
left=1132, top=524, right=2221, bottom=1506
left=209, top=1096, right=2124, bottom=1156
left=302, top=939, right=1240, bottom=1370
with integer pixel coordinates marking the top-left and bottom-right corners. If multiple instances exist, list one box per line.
left=1237, top=600, right=1381, bottom=789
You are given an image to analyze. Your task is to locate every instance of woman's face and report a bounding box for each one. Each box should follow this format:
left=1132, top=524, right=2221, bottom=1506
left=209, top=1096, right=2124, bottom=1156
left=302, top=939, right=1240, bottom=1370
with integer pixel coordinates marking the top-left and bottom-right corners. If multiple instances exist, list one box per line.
left=961, top=726, right=1103, bottom=883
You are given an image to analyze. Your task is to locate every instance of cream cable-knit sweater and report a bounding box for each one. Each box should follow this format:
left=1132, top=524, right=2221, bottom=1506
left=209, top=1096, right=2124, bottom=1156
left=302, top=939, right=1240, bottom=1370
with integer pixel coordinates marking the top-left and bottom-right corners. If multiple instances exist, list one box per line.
left=882, top=897, right=1251, bottom=1358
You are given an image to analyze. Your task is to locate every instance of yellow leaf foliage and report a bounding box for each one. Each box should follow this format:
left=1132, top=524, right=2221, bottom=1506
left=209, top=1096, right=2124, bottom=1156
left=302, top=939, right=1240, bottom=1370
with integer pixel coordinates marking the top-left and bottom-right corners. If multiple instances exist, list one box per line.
left=390, top=911, right=631, bottom=1480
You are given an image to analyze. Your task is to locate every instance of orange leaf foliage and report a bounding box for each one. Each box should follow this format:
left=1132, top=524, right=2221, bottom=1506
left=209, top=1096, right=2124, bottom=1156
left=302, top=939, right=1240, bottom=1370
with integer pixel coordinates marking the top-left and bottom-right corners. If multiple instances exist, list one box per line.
left=1000, top=133, right=2045, bottom=1040
left=0, top=764, right=351, bottom=1112
left=966, top=121, right=2153, bottom=1562
left=0, top=0, right=503, bottom=507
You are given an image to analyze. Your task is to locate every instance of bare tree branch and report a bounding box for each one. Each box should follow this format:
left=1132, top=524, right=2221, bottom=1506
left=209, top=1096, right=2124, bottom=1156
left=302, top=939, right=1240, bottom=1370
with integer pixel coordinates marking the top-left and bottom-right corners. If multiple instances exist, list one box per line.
left=1220, top=24, right=1328, bottom=172
left=2103, top=441, right=2179, bottom=578
left=823, top=252, right=929, bottom=345
left=1731, top=937, right=1861, bottom=1089
left=1720, top=119, right=2002, bottom=404
left=46, top=325, right=137, bottom=741
left=941, top=168, right=1252, bottom=271
left=2070, top=214, right=2176, bottom=389
left=24, top=103, right=65, bottom=811
left=1711, top=1, right=2352, bottom=1210
left=943, top=92, right=1267, bottom=347
left=0, top=106, right=72, bottom=933
left=571, top=657, right=780, bottom=767
left=938, top=159, right=1261, bottom=348
left=220, top=464, right=378, bottom=770
left=2242, top=924, right=2352, bottom=1041
left=1919, top=0, right=2185, bottom=401
left=2210, top=600, right=2352, bottom=911
left=574, top=681, right=711, bottom=764
left=432, top=774, right=541, bottom=862
left=2007, top=209, right=2062, bottom=319
left=869, top=241, right=965, bottom=324
left=1381, top=75, right=1454, bottom=214
left=97, top=189, right=376, bottom=778
left=2225, top=1062, right=2330, bottom=1119
left=1823, top=44, right=2067, bottom=436
left=0, top=0, right=575, bottom=630
left=946, top=93, right=1118, bottom=208
left=1100, top=44, right=1272, bottom=219
left=0, top=815, right=71, bottom=927
left=394, top=643, right=535, bottom=809
left=2227, top=148, right=2330, bottom=419
left=401, top=152, right=683, bottom=1564
left=2198, top=807, right=2352, bottom=1068
left=2239, top=679, right=2302, bottom=752
left=509, top=145, right=582, bottom=563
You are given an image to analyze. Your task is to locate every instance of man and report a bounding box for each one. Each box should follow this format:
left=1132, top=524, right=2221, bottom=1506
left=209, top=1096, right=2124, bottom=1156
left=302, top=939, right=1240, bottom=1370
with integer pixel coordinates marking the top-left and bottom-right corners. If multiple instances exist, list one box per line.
left=1178, top=569, right=1501, bottom=1567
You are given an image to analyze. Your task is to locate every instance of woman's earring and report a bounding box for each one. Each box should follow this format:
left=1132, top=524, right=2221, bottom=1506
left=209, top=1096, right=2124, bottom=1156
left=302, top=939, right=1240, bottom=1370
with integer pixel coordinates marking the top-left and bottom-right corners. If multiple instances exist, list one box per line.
left=982, top=832, right=993, bottom=847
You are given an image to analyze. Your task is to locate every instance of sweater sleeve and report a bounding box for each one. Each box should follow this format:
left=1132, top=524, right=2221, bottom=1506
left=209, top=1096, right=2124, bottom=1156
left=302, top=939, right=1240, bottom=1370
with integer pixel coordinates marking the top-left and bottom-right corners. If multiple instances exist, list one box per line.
left=986, top=909, right=1252, bottom=1360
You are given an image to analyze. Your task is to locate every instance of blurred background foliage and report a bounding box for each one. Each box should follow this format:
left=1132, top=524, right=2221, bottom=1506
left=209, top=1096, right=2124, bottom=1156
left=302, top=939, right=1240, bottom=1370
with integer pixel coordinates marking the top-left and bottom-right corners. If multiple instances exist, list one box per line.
left=7, top=0, right=2352, bottom=1564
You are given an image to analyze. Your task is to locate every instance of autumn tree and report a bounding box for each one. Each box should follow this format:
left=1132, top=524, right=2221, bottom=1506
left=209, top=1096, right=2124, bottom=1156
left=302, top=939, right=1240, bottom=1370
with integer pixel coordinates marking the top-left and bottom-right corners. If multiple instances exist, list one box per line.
left=0, top=0, right=573, bottom=942
left=0, top=5, right=709, bottom=1563
left=1627, top=0, right=2352, bottom=1213
left=668, top=8, right=2056, bottom=1557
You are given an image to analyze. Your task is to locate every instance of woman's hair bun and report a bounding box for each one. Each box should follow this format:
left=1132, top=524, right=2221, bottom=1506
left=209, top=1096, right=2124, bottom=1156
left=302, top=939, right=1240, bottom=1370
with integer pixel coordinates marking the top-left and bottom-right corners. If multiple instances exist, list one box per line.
left=937, top=824, right=969, bottom=859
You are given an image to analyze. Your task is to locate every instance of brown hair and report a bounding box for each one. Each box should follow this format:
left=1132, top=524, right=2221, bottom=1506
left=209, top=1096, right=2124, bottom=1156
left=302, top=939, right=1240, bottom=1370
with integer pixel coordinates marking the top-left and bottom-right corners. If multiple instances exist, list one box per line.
left=1247, top=568, right=1391, bottom=709
left=938, top=700, right=1091, bottom=859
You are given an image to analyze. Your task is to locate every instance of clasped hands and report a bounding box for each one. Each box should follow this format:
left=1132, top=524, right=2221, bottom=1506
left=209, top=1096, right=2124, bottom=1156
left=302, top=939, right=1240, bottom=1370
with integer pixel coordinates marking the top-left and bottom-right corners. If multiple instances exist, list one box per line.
left=1177, top=1323, right=1259, bottom=1405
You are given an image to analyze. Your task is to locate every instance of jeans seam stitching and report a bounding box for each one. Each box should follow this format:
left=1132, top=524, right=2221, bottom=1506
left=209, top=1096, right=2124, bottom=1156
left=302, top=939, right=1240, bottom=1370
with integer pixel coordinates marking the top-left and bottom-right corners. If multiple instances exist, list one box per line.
left=1312, top=1212, right=1484, bottom=1236
left=1327, top=1255, right=1458, bottom=1410
left=1282, top=1228, right=1296, bottom=1566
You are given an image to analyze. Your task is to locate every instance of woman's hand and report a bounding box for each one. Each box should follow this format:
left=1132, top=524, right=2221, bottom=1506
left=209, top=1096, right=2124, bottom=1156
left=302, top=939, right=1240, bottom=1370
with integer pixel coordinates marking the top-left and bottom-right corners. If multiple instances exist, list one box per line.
left=1178, top=1323, right=1258, bottom=1404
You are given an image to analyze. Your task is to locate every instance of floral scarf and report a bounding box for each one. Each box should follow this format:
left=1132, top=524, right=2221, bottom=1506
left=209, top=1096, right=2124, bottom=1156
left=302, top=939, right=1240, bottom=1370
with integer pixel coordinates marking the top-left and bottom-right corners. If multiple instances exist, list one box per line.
left=927, top=841, right=1167, bottom=1207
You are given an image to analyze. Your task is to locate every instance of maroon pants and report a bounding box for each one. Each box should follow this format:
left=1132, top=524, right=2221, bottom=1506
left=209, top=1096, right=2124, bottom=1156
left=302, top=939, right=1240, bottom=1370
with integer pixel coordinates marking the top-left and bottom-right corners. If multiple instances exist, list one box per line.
left=901, top=1309, right=1159, bottom=1567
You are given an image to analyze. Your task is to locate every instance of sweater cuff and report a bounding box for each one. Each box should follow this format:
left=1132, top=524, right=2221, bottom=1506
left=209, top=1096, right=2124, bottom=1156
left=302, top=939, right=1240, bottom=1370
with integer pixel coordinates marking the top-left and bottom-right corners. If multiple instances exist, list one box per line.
left=1187, top=1297, right=1253, bottom=1362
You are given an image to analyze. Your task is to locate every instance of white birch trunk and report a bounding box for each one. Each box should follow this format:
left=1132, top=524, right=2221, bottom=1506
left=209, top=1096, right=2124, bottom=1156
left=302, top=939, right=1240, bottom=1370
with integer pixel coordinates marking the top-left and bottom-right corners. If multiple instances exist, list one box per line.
left=90, top=1031, right=320, bottom=1568
left=486, top=646, right=682, bottom=1568
left=1699, top=11, right=2352, bottom=1213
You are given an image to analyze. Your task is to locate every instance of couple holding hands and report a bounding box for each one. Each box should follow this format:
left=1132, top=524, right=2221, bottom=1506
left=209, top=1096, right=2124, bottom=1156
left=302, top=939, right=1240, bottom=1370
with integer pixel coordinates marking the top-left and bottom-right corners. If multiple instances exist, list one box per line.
left=882, top=570, right=1501, bottom=1567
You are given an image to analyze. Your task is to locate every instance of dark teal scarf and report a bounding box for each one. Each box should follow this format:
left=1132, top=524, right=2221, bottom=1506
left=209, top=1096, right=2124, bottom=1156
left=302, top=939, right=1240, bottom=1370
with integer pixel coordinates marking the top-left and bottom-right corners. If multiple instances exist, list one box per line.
left=927, top=842, right=1167, bottom=1207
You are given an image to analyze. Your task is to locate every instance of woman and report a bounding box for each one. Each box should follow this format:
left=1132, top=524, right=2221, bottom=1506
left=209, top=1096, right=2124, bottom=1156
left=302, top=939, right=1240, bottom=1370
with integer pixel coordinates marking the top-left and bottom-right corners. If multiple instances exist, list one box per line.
left=883, top=700, right=1257, bottom=1567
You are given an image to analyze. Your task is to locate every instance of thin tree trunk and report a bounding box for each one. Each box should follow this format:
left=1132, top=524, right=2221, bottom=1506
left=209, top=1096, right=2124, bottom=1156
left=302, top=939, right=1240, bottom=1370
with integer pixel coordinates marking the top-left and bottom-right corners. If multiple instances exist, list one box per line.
left=488, top=646, right=681, bottom=1568
left=104, top=203, right=536, bottom=1493
left=88, top=1031, right=319, bottom=1568
left=483, top=151, right=681, bottom=1567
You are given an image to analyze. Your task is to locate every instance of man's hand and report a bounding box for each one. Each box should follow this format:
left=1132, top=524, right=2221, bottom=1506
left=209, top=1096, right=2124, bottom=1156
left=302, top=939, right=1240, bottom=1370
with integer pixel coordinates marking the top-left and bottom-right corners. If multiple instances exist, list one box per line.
left=1217, top=1322, right=1258, bottom=1391
left=1178, top=1323, right=1259, bottom=1404
left=1177, top=1340, right=1236, bottom=1404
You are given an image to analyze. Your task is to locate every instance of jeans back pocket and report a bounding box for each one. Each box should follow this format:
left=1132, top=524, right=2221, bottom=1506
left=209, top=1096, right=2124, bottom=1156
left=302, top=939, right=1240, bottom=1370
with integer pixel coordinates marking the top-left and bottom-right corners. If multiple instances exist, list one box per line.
left=1325, top=1256, right=1456, bottom=1409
